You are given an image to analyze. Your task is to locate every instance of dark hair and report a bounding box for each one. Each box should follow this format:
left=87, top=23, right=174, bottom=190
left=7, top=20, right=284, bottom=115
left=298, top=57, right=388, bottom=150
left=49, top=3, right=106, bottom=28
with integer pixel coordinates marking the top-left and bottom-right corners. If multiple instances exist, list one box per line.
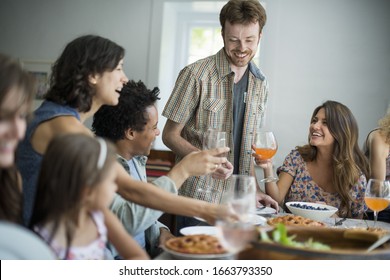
left=298, top=100, right=369, bottom=216
left=0, top=53, right=35, bottom=223
left=45, top=35, right=125, bottom=112
left=30, top=134, right=117, bottom=257
left=220, top=0, right=267, bottom=33
left=92, top=80, right=160, bottom=141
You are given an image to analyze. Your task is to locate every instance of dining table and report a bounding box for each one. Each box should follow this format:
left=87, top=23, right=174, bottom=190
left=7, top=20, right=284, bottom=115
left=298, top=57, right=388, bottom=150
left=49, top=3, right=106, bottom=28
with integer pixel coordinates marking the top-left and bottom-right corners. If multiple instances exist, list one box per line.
left=154, top=210, right=390, bottom=260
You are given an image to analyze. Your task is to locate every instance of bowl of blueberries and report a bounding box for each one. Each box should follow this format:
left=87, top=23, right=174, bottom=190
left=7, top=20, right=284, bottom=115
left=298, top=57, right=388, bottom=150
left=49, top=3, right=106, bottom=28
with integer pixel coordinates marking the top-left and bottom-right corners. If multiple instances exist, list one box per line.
left=285, top=201, right=338, bottom=222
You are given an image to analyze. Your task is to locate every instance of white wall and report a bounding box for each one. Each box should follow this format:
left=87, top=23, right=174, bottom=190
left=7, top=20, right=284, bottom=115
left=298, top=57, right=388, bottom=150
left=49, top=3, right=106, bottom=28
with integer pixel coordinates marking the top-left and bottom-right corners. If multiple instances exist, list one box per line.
left=261, top=0, right=390, bottom=168
left=1, top=0, right=389, bottom=170
left=0, top=0, right=153, bottom=85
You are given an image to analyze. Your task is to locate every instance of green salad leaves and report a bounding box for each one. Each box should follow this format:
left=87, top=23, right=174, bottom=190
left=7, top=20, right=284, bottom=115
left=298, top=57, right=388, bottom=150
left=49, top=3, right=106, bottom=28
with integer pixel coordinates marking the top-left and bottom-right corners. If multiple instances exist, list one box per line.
left=260, top=224, right=331, bottom=250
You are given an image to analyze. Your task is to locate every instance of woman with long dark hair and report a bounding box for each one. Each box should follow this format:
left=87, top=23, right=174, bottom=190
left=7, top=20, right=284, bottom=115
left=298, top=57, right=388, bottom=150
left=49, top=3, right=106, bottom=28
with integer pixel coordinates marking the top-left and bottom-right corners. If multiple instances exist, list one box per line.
left=255, top=100, right=369, bottom=218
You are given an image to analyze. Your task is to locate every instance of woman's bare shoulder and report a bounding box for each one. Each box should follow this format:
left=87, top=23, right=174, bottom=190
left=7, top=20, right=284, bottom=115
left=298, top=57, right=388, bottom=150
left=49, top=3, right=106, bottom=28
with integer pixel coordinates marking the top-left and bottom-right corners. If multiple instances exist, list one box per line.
left=369, top=129, right=386, bottom=144
left=50, top=116, right=93, bottom=136
left=32, top=115, right=93, bottom=153
left=369, top=129, right=389, bottom=155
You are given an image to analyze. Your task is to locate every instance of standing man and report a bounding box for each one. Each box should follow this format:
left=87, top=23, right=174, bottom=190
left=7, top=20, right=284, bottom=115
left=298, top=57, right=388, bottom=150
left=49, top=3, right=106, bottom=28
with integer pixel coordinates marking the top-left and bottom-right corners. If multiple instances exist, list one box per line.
left=162, top=0, right=278, bottom=230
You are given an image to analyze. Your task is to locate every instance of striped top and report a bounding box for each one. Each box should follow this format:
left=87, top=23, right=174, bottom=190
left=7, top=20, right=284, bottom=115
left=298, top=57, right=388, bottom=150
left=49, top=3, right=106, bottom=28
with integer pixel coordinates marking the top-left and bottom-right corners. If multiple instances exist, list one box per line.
left=162, top=48, right=269, bottom=202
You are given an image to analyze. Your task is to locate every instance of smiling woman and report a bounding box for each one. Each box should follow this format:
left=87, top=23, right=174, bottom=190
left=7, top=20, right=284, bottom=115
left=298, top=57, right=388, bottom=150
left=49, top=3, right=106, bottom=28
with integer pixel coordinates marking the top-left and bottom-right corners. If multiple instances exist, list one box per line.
left=256, top=100, right=369, bottom=219
left=15, top=35, right=128, bottom=226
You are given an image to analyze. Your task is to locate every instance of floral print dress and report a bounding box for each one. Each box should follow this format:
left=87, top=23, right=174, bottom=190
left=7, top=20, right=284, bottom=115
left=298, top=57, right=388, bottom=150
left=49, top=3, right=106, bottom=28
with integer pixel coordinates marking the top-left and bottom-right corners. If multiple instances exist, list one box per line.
left=277, top=149, right=367, bottom=218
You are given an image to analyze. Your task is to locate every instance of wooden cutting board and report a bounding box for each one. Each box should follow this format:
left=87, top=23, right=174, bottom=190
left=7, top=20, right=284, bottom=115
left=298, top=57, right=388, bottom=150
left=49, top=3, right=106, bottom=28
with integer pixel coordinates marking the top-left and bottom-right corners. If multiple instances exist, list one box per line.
left=238, top=226, right=390, bottom=260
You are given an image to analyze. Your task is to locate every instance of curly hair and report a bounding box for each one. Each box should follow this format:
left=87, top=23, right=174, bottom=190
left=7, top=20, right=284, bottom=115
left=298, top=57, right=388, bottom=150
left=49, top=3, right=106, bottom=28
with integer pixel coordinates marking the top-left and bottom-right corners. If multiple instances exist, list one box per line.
left=297, top=100, right=369, bottom=216
left=378, top=111, right=390, bottom=145
left=45, top=35, right=125, bottom=112
left=92, top=80, right=160, bottom=142
left=220, top=0, right=267, bottom=33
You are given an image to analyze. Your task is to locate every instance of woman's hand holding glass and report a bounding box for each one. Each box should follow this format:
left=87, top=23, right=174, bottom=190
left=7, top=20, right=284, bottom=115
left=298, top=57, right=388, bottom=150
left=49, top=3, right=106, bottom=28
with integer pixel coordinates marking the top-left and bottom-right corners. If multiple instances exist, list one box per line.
left=253, top=131, right=278, bottom=183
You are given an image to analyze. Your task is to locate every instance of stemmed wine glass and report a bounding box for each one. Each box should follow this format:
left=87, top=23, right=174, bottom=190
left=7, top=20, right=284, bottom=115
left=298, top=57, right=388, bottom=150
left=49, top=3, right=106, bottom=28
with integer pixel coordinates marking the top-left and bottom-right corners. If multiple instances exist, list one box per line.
left=215, top=175, right=257, bottom=255
left=254, top=131, right=278, bottom=183
left=364, top=179, right=390, bottom=227
left=196, top=129, right=226, bottom=202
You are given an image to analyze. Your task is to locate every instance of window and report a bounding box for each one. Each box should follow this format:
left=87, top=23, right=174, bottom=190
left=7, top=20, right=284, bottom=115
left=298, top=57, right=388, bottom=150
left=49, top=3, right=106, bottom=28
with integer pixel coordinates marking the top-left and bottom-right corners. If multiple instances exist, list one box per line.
left=188, top=26, right=223, bottom=64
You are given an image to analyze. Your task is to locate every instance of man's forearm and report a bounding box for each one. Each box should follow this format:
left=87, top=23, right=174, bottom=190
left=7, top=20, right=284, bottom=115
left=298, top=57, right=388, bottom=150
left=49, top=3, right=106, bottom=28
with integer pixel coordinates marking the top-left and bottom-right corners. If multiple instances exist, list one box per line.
left=164, top=134, right=199, bottom=158
left=115, top=163, right=214, bottom=221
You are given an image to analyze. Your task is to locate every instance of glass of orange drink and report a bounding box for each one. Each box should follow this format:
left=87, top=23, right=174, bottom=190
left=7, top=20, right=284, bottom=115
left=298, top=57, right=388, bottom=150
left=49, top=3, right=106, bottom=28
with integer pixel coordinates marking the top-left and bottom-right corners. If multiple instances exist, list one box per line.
left=254, top=131, right=278, bottom=183
left=364, top=179, right=390, bottom=227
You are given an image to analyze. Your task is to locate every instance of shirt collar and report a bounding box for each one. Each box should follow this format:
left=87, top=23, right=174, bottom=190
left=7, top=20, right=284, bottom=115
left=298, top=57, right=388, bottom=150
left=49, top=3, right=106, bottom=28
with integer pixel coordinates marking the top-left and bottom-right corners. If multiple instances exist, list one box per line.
left=134, top=155, right=148, bottom=166
left=116, top=154, right=130, bottom=173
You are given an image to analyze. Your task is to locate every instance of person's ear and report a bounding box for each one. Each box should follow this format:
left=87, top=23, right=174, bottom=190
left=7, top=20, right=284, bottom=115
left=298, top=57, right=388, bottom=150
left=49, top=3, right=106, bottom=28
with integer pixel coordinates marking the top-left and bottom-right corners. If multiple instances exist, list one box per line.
left=125, top=128, right=135, bottom=140
left=88, top=74, right=99, bottom=85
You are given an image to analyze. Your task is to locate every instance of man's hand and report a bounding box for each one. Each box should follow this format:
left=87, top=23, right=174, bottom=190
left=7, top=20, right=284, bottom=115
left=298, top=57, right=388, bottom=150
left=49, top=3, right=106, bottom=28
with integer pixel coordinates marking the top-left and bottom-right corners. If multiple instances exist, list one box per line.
left=211, top=160, right=234, bottom=180
left=180, top=147, right=230, bottom=177
left=158, top=228, right=175, bottom=248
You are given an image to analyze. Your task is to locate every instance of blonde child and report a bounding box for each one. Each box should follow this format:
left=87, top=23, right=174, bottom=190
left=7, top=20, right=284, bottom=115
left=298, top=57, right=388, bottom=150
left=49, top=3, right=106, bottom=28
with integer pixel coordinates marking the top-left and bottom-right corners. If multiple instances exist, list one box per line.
left=30, top=134, right=149, bottom=260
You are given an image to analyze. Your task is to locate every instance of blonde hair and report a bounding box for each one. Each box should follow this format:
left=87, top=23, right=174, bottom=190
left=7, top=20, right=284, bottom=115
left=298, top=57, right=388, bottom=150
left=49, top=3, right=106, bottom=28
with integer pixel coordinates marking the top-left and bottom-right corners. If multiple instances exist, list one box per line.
left=378, top=111, right=390, bottom=145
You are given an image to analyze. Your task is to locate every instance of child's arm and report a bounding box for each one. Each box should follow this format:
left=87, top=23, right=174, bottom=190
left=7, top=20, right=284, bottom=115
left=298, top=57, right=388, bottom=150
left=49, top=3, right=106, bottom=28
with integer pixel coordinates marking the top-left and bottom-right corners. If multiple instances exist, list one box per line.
left=103, top=208, right=150, bottom=260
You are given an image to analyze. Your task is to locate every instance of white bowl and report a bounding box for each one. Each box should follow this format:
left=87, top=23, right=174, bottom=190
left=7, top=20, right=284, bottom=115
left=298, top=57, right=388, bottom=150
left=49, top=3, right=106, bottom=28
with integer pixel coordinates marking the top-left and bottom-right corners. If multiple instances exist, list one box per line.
left=285, top=201, right=338, bottom=222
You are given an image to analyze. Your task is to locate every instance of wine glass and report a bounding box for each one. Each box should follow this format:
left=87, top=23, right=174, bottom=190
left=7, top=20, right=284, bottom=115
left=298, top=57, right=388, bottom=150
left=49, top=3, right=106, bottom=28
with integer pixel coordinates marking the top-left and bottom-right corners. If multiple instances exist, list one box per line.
left=216, top=175, right=257, bottom=254
left=203, top=129, right=227, bottom=151
left=254, top=131, right=278, bottom=183
left=195, top=129, right=227, bottom=202
left=364, top=179, right=390, bottom=227
left=220, top=175, right=257, bottom=219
